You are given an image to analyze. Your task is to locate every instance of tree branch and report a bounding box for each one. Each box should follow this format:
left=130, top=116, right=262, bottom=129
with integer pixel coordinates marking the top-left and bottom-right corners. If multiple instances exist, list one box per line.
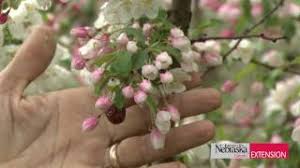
left=223, top=0, right=286, bottom=59
left=192, top=33, right=286, bottom=43
left=251, top=60, right=300, bottom=75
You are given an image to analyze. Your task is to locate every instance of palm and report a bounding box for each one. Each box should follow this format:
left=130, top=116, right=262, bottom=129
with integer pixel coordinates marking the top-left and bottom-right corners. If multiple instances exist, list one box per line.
left=0, top=26, right=221, bottom=168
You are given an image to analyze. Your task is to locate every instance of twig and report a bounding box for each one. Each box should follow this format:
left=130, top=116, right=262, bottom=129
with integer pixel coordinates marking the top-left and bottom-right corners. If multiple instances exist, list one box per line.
left=251, top=60, right=300, bottom=75
left=192, top=33, right=286, bottom=43
left=223, top=0, right=285, bottom=59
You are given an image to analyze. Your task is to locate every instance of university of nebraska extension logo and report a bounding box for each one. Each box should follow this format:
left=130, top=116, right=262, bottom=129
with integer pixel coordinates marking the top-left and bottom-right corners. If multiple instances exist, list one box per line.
left=210, top=143, right=289, bottom=159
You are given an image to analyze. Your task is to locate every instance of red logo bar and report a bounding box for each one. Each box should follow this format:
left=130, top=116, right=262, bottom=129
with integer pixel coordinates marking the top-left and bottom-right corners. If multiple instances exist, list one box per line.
left=250, top=143, right=289, bottom=159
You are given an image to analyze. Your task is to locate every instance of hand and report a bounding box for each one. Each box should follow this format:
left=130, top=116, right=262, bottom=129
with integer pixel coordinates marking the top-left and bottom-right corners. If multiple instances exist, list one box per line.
left=0, top=25, right=221, bottom=168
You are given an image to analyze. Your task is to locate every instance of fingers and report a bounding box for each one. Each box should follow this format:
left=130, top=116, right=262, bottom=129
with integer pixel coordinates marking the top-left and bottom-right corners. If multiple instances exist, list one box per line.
left=110, top=88, right=221, bottom=142
left=117, top=120, right=215, bottom=168
left=184, top=72, right=202, bottom=89
left=1, top=25, right=56, bottom=95
left=148, top=162, right=186, bottom=168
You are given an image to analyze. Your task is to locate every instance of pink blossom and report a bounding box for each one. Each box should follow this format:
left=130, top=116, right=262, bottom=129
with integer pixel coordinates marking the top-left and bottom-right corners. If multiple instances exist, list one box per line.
left=134, top=90, right=147, bottom=104
left=139, top=80, right=152, bottom=93
left=82, top=117, right=99, bottom=132
left=116, top=33, right=129, bottom=46
left=126, top=41, right=138, bottom=53
left=170, top=27, right=185, bottom=38
left=251, top=3, right=263, bottom=17
left=71, top=50, right=86, bottom=70
left=202, top=52, right=222, bottom=66
left=155, top=52, right=173, bottom=70
left=160, top=72, right=174, bottom=84
left=220, top=29, right=235, bottom=37
left=122, top=85, right=135, bottom=99
left=143, top=23, right=153, bottom=37
left=167, top=105, right=180, bottom=122
left=171, top=37, right=191, bottom=51
left=251, top=81, right=264, bottom=95
left=218, top=3, right=241, bottom=23
left=91, top=68, right=104, bottom=83
left=199, top=0, right=221, bottom=11
left=95, top=96, right=113, bottom=111
left=150, top=128, right=166, bottom=150
left=294, top=118, right=300, bottom=128
left=70, top=27, right=94, bottom=38
left=270, top=134, right=283, bottom=143
left=221, top=80, right=238, bottom=93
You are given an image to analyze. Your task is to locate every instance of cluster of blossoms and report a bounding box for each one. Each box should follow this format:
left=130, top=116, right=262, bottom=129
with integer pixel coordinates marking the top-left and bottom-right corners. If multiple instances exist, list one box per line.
left=73, top=7, right=223, bottom=148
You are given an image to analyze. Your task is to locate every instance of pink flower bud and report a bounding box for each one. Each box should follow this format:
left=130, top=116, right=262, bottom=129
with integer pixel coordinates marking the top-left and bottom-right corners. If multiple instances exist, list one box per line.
left=117, top=33, right=129, bottom=46
left=251, top=81, right=264, bottom=95
left=218, top=3, right=241, bottom=23
left=170, top=27, right=185, bottom=38
left=122, top=85, right=135, bottom=99
left=139, top=80, right=152, bottom=93
left=150, top=128, right=166, bottom=150
left=82, top=117, right=98, bottom=132
left=167, top=105, right=180, bottom=122
left=143, top=23, right=153, bottom=37
left=202, top=52, right=222, bottom=66
left=220, top=29, right=235, bottom=37
left=134, top=90, right=147, bottom=104
left=294, top=118, right=300, bottom=128
left=160, top=71, right=174, bottom=84
left=95, top=96, right=112, bottom=111
left=71, top=50, right=86, bottom=70
left=221, top=80, right=238, bottom=93
left=91, top=68, right=104, bottom=83
left=0, top=10, right=10, bottom=24
left=71, top=27, right=94, bottom=38
left=142, top=64, right=158, bottom=80
left=270, top=134, right=283, bottom=143
left=126, top=41, right=138, bottom=53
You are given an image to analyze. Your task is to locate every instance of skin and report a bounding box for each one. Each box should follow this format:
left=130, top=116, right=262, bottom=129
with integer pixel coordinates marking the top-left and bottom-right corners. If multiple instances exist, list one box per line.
left=0, top=26, right=221, bottom=168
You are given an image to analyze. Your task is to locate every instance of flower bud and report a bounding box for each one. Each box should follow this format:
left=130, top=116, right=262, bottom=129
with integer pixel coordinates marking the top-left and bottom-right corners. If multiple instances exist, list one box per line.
left=116, top=33, right=129, bottom=46
left=71, top=55, right=86, bottom=70
left=134, top=90, right=147, bottom=104
left=218, top=3, right=241, bottom=23
left=155, top=52, right=173, bottom=70
left=70, top=27, right=94, bottom=38
left=202, top=52, right=222, bottom=66
left=143, top=23, right=153, bottom=37
left=160, top=71, right=174, bottom=84
left=132, top=22, right=140, bottom=29
left=122, top=85, right=135, bottom=98
left=251, top=3, right=263, bottom=17
left=91, top=68, right=104, bottom=83
left=95, top=96, right=112, bottom=111
left=142, top=64, right=159, bottom=80
left=150, top=128, right=166, bottom=150
left=221, top=80, right=238, bottom=93
left=270, top=134, right=283, bottom=143
left=126, top=41, right=138, bottom=53
left=199, top=0, right=221, bottom=11
left=82, top=117, right=99, bottom=132
left=170, top=27, right=184, bottom=38
left=167, top=105, right=180, bottom=122
left=0, top=10, right=10, bottom=24
left=139, top=80, right=152, bottom=93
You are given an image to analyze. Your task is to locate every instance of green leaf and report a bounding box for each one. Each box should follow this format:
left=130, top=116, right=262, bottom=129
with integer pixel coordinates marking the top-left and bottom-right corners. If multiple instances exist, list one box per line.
left=291, top=56, right=300, bottom=65
left=94, top=76, right=109, bottom=95
left=93, top=52, right=117, bottom=66
left=113, top=88, right=125, bottom=110
left=124, top=27, right=145, bottom=44
left=235, top=16, right=248, bottom=34
left=110, top=51, right=132, bottom=78
left=234, top=63, right=257, bottom=82
left=132, top=50, right=149, bottom=70
left=146, top=96, right=157, bottom=114
left=283, top=20, right=296, bottom=41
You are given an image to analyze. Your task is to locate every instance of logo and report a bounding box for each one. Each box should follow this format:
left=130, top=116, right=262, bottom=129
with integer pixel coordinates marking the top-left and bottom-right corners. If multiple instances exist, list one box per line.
left=210, top=143, right=288, bottom=159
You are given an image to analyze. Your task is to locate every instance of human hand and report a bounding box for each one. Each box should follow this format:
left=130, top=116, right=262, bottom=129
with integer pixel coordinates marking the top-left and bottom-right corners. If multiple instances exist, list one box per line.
left=0, top=25, right=221, bottom=168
